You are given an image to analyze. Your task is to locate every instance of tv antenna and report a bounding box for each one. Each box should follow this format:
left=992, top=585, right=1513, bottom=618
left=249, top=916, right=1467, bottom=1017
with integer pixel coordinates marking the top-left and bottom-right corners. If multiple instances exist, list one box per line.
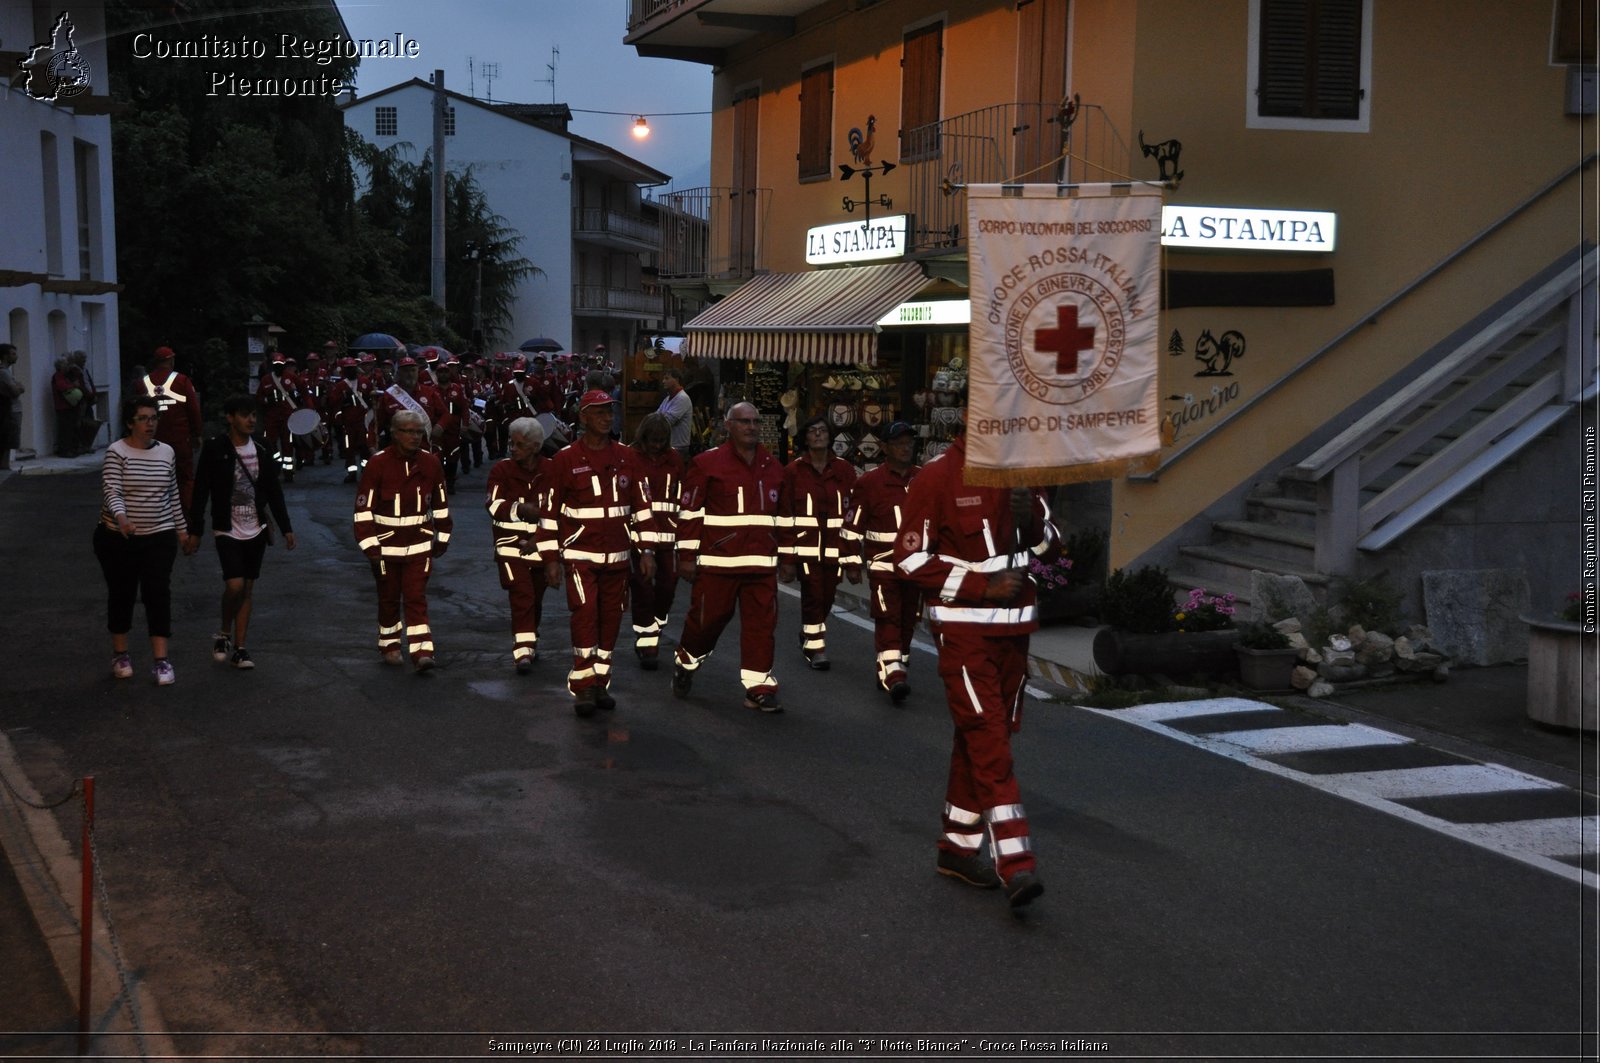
left=535, top=45, right=559, bottom=103
left=480, top=60, right=500, bottom=103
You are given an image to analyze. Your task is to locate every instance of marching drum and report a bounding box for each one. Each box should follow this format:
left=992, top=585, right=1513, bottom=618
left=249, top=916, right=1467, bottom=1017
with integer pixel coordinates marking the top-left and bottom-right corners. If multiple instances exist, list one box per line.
left=287, top=407, right=327, bottom=445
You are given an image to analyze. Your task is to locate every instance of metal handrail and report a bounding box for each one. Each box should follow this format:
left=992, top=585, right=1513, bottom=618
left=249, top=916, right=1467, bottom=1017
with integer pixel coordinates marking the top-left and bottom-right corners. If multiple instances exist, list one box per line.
left=1132, top=151, right=1597, bottom=481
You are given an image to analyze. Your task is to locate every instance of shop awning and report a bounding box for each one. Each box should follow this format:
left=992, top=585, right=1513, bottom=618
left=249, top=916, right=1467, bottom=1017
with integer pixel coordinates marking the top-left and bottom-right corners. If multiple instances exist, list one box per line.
left=682, top=261, right=931, bottom=365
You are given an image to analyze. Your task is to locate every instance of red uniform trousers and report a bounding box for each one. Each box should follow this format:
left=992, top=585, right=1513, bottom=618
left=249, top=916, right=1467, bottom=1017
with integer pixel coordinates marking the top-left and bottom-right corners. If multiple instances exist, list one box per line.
left=263, top=413, right=294, bottom=474
left=797, top=562, right=841, bottom=659
left=675, top=572, right=778, bottom=695
left=868, top=573, right=922, bottom=690
left=629, top=545, right=678, bottom=657
left=564, top=561, right=628, bottom=695
left=497, top=558, right=548, bottom=661
left=934, top=628, right=1036, bottom=881
left=373, top=555, right=435, bottom=658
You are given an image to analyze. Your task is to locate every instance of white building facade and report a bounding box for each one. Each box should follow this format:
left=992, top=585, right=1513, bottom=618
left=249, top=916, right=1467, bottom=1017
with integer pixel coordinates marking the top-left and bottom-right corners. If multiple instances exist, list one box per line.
left=341, top=80, right=669, bottom=356
left=1, top=0, right=121, bottom=459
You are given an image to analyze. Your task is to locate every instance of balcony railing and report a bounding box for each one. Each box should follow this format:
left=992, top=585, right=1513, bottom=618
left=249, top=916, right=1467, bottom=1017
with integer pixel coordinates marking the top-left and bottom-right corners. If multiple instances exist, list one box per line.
left=903, top=101, right=1134, bottom=254
left=656, top=185, right=771, bottom=282
left=627, top=0, right=682, bottom=30
left=574, top=285, right=662, bottom=316
left=574, top=208, right=661, bottom=248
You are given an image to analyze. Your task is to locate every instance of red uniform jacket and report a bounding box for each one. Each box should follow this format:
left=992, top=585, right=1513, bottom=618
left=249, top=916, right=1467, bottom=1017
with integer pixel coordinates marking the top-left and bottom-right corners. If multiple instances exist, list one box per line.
left=629, top=447, right=684, bottom=549
left=498, top=377, right=539, bottom=421
left=485, top=457, right=548, bottom=564
left=848, top=462, right=920, bottom=575
left=540, top=437, right=654, bottom=568
left=328, top=376, right=374, bottom=434
left=353, top=446, right=453, bottom=560
left=139, top=370, right=202, bottom=445
left=777, top=454, right=859, bottom=567
left=893, top=434, right=1058, bottom=635
left=677, top=442, right=783, bottom=575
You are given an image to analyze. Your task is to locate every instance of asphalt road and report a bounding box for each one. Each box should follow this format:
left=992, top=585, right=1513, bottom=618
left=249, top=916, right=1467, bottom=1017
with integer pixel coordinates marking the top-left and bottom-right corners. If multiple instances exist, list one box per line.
left=1, top=460, right=1593, bottom=1059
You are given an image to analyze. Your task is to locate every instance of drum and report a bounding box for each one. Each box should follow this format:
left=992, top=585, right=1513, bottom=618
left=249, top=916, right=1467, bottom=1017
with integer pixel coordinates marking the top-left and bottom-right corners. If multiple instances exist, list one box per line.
left=535, top=412, right=570, bottom=457
left=287, top=407, right=327, bottom=445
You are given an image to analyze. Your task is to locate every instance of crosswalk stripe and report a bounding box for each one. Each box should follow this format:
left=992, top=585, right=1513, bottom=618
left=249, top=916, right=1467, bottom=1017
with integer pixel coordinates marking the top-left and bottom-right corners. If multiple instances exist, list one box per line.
left=1209, top=723, right=1412, bottom=754
left=1319, top=763, right=1562, bottom=800
left=1083, top=702, right=1598, bottom=890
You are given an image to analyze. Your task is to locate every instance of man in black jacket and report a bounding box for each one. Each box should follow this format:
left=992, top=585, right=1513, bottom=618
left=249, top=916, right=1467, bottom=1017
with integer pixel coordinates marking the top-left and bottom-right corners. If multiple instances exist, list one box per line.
left=185, top=394, right=295, bottom=669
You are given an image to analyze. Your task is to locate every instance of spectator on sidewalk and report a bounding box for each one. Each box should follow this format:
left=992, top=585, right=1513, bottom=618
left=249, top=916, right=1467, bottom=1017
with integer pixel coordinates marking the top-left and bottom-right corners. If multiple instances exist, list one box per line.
left=51, top=357, right=84, bottom=458
left=187, top=394, right=296, bottom=671
left=0, top=343, right=23, bottom=470
left=94, top=395, right=199, bottom=686
left=656, top=369, right=694, bottom=460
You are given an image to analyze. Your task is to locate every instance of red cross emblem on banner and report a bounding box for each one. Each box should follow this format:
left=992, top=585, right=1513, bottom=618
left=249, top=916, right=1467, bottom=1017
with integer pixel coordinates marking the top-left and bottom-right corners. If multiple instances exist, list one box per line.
left=1034, top=304, right=1097, bottom=375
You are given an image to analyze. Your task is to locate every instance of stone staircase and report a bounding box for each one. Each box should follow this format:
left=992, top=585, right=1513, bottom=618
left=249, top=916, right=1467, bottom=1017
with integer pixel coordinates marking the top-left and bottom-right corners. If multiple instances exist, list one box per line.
left=1167, top=291, right=1587, bottom=610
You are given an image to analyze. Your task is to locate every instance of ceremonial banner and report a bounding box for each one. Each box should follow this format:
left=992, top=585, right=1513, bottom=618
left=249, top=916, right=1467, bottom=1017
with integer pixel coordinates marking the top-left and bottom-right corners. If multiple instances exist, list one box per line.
left=965, top=183, right=1163, bottom=486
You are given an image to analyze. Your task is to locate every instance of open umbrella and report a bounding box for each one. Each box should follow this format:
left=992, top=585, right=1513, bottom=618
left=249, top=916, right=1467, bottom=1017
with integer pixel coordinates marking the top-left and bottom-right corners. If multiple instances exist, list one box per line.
left=351, top=332, right=404, bottom=353
left=519, top=337, right=564, bottom=353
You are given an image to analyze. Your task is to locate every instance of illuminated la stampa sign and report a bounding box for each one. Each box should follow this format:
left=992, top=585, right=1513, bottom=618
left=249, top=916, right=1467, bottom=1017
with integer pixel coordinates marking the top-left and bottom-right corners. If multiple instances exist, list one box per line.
left=805, top=215, right=908, bottom=265
left=1160, top=205, right=1337, bottom=252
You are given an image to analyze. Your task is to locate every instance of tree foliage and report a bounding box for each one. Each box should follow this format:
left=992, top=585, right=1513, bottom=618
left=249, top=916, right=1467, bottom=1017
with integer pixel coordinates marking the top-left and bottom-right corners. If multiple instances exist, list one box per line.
left=105, top=0, right=536, bottom=389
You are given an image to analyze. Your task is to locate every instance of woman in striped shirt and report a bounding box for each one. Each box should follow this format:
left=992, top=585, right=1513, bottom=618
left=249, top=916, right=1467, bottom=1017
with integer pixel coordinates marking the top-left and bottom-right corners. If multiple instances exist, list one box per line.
left=93, top=395, right=199, bottom=685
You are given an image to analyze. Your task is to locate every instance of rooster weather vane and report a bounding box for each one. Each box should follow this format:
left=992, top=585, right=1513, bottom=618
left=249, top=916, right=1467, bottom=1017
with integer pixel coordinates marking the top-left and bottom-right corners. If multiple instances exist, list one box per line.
left=839, top=115, right=894, bottom=227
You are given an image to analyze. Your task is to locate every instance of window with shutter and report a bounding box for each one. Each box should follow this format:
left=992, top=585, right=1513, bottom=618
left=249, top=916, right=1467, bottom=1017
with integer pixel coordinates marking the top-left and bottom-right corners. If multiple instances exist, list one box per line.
left=798, top=62, right=833, bottom=181
left=1249, top=0, right=1370, bottom=131
left=900, top=21, right=943, bottom=161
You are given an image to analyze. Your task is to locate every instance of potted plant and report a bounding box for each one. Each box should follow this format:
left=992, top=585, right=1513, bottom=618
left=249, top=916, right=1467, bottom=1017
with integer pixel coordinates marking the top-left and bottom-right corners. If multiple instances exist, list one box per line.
left=1093, top=565, right=1240, bottom=676
left=1033, top=528, right=1107, bottom=624
left=1522, top=590, right=1596, bottom=732
left=1234, top=619, right=1300, bottom=692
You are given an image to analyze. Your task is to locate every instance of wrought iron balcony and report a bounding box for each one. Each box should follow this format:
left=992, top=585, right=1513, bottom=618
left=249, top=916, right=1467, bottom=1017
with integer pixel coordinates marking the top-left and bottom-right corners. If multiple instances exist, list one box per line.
left=903, top=101, right=1135, bottom=255
left=655, top=185, right=772, bottom=283
left=573, top=285, right=663, bottom=317
left=574, top=208, right=661, bottom=251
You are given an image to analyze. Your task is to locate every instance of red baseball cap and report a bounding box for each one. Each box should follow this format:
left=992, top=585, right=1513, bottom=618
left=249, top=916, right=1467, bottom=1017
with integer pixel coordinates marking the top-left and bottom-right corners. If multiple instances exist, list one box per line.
left=579, top=389, right=613, bottom=411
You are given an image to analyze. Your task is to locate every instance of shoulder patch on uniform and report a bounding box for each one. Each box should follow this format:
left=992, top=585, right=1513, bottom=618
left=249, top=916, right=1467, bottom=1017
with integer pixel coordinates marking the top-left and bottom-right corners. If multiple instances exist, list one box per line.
left=900, top=529, right=922, bottom=551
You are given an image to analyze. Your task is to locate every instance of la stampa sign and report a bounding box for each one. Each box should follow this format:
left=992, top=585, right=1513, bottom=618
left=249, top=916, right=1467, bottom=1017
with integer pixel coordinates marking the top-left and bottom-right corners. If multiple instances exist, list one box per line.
left=1160, top=205, right=1337, bottom=252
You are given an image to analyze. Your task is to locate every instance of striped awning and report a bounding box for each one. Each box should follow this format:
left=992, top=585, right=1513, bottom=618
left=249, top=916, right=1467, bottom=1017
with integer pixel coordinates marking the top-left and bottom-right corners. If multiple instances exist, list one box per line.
left=682, top=261, right=930, bottom=365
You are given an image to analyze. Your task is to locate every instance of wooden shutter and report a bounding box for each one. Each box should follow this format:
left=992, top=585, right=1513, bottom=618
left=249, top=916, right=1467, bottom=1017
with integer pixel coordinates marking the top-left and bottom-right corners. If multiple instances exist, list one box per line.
left=1259, top=0, right=1362, bottom=120
left=900, top=22, right=942, bottom=160
left=798, top=63, right=833, bottom=180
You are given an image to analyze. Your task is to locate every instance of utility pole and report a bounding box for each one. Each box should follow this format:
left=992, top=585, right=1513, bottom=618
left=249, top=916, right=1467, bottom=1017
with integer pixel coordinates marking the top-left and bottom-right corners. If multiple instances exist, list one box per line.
left=431, top=69, right=446, bottom=331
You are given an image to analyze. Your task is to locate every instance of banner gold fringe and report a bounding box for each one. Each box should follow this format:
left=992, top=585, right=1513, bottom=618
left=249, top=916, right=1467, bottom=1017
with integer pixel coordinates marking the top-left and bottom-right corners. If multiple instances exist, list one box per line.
left=963, top=450, right=1161, bottom=488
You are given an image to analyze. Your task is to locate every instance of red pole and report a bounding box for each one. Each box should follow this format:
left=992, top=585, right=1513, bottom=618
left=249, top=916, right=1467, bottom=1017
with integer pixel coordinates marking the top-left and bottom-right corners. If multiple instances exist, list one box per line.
left=77, top=775, right=94, bottom=1056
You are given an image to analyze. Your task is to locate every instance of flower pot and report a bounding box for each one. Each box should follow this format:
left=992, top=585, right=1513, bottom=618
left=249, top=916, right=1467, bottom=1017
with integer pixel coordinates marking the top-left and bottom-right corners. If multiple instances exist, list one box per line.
left=1521, top=615, right=1596, bottom=732
left=1235, top=645, right=1300, bottom=692
left=1092, top=627, right=1240, bottom=677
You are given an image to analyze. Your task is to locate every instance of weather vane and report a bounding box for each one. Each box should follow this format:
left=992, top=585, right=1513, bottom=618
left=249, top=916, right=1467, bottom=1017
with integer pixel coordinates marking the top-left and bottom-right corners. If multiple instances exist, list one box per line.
left=838, top=115, right=894, bottom=228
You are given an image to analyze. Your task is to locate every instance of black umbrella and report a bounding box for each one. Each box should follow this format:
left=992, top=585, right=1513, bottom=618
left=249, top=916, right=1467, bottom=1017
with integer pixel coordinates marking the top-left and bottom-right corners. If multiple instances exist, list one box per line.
left=519, top=337, right=564, bottom=353
left=351, top=332, right=404, bottom=353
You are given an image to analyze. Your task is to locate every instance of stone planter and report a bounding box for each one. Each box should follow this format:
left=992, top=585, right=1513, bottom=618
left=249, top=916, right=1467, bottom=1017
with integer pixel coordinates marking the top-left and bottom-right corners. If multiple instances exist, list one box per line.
left=1093, top=627, right=1240, bottom=677
left=1522, top=615, right=1597, bottom=732
left=1235, top=645, right=1301, bottom=692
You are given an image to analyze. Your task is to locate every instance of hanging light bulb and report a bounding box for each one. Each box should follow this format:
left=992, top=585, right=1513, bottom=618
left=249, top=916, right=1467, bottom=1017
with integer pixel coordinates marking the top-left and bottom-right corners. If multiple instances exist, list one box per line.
left=632, top=115, right=650, bottom=140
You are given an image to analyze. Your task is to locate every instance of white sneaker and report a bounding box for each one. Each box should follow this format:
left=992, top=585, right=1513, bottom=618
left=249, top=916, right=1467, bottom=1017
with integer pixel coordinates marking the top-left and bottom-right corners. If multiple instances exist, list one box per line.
left=112, top=652, right=133, bottom=680
left=152, top=659, right=176, bottom=686
left=212, top=634, right=232, bottom=662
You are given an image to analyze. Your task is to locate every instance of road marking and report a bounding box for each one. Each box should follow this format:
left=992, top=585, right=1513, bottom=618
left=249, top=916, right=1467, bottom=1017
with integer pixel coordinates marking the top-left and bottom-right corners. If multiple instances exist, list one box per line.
left=1320, top=764, right=1561, bottom=800
left=1208, top=722, right=1412, bottom=754
left=1084, top=702, right=1598, bottom=891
